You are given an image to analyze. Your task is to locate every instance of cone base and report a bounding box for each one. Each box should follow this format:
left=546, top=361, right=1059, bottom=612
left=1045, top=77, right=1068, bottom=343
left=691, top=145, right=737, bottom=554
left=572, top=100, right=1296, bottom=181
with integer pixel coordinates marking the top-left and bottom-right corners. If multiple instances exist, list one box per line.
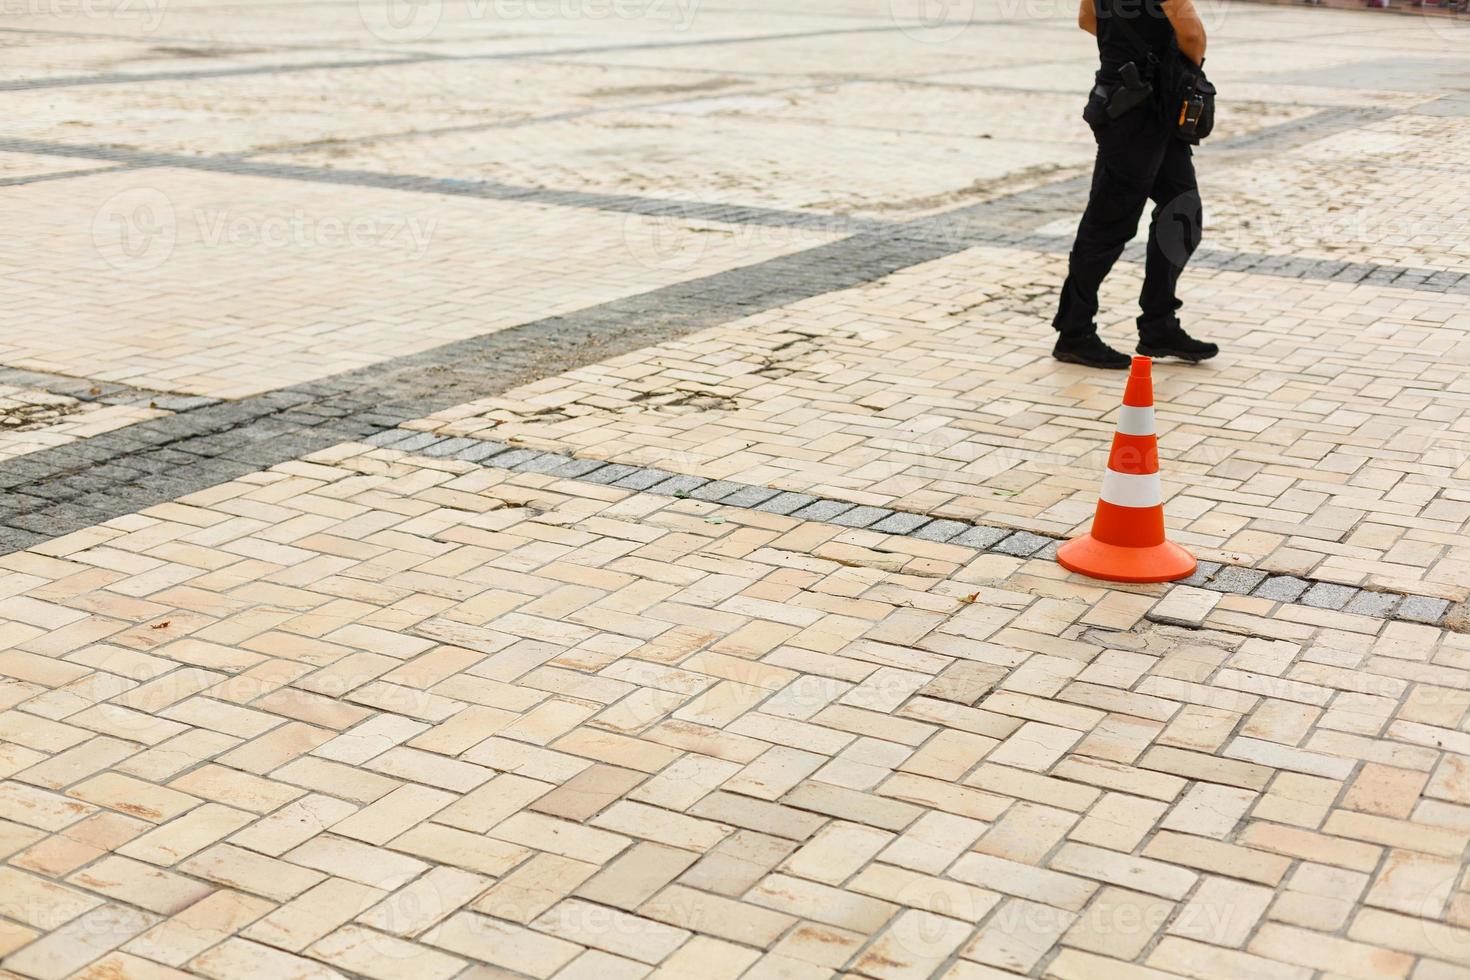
left=1056, top=534, right=1196, bottom=584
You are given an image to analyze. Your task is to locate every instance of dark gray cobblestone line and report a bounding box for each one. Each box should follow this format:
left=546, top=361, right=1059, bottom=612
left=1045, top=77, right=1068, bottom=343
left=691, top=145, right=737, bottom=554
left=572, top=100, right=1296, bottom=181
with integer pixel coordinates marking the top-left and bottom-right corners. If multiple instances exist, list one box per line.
left=0, top=165, right=135, bottom=188
left=0, top=231, right=958, bottom=553
left=363, top=426, right=1457, bottom=628
left=0, top=136, right=897, bottom=237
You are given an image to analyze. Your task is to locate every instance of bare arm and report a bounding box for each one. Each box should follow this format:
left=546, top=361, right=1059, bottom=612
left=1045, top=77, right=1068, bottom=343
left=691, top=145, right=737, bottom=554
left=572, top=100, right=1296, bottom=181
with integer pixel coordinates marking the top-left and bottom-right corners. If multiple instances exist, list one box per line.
left=1079, top=0, right=1097, bottom=35
left=1163, top=0, right=1206, bottom=64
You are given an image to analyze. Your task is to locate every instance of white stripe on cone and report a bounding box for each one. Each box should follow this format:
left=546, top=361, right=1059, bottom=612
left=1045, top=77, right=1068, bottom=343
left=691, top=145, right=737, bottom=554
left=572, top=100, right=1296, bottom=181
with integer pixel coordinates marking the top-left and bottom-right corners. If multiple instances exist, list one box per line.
left=1101, top=469, right=1163, bottom=509
left=1116, top=406, right=1156, bottom=436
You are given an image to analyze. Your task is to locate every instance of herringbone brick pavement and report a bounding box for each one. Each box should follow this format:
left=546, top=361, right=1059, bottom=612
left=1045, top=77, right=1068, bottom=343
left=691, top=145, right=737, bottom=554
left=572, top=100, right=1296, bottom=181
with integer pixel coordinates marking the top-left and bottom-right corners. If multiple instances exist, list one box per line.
left=411, top=240, right=1470, bottom=603
left=3, top=443, right=1469, bottom=978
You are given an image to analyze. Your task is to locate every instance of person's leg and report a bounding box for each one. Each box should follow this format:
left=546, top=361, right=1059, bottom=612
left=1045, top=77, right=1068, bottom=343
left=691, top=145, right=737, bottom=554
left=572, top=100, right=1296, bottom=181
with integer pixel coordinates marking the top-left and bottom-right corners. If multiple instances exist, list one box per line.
left=1138, top=138, right=1200, bottom=336
left=1135, top=138, right=1218, bottom=360
left=1053, top=115, right=1166, bottom=344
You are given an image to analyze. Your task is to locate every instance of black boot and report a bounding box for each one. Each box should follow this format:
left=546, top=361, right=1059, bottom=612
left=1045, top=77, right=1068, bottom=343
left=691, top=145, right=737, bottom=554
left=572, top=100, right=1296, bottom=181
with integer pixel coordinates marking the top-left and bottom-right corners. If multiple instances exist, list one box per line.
left=1137, top=323, right=1219, bottom=362
left=1053, top=332, right=1131, bottom=369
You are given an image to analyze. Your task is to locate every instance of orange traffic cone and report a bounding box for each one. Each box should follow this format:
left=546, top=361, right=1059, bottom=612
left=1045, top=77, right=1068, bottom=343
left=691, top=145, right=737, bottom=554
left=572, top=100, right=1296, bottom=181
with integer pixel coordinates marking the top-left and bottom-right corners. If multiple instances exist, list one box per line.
left=1057, top=356, right=1196, bottom=584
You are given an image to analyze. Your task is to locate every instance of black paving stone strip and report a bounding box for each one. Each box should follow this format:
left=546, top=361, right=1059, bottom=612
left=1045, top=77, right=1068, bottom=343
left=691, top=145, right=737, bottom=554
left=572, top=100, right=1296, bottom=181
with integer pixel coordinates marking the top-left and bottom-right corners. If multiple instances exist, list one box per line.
left=0, top=231, right=957, bottom=556
left=365, top=427, right=1457, bottom=628
left=0, top=165, right=133, bottom=188
left=0, top=137, right=894, bottom=237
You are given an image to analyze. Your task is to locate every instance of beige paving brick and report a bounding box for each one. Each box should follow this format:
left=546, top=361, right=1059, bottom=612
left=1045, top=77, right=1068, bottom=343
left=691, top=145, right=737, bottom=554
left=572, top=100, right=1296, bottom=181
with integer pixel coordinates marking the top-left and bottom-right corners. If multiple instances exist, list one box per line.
left=1068, top=793, right=1167, bottom=852
left=855, top=908, right=973, bottom=980
left=1147, top=936, right=1312, bottom=980
left=189, top=937, right=344, bottom=980
left=67, top=855, right=213, bottom=914
left=123, top=889, right=274, bottom=966
left=577, top=842, right=699, bottom=910
left=115, top=802, right=255, bottom=865
left=226, top=794, right=359, bottom=857
left=950, top=853, right=1097, bottom=912
left=308, top=924, right=467, bottom=979
left=962, top=897, right=1076, bottom=973
left=1168, top=875, right=1273, bottom=947
left=2, top=902, right=157, bottom=980
left=677, top=829, right=794, bottom=896
left=973, top=801, right=1075, bottom=862
left=640, top=885, right=796, bottom=947
left=473, top=853, right=599, bottom=924
left=1141, top=830, right=1293, bottom=886
left=1062, top=887, right=1174, bottom=960
left=1249, top=922, right=1414, bottom=980
left=242, top=877, right=386, bottom=952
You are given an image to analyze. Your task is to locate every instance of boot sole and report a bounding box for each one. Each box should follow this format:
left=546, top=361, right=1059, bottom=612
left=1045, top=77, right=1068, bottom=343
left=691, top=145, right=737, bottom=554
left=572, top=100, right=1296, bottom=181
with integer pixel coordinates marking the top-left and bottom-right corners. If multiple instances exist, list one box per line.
left=1136, top=345, right=1218, bottom=363
left=1054, top=350, right=1130, bottom=369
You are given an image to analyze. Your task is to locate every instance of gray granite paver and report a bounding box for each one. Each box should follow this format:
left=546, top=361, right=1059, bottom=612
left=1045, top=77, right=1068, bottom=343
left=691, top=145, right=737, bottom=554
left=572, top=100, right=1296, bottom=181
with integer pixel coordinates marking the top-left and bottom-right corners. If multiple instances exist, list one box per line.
left=911, top=519, right=970, bottom=543
left=1205, top=566, right=1269, bottom=594
left=1253, top=576, right=1310, bottom=603
left=830, top=505, right=894, bottom=528
left=952, top=525, right=1012, bottom=550
left=1301, top=582, right=1359, bottom=610
left=992, top=531, right=1053, bottom=557
left=870, top=512, right=932, bottom=535
left=1398, top=596, right=1450, bottom=624
left=755, top=491, right=820, bottom=515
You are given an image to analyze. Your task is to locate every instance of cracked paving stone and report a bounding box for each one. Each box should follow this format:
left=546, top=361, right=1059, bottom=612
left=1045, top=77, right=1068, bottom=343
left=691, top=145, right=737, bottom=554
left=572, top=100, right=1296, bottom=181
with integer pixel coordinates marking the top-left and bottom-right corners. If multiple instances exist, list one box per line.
left=830, top=505, right=893, bottom=528
left=1397, top=596, right=1450, bottom=625
left=1253, top=576, right=1310, bottom=602
left=1205, top=566, right=1268, bottom=594
left=1345, top=591, right=1399, bottom=618
left=1178, top=560, right=1222, bottom=588
left=1148, top=585, right=1221, bottom=628
left=910, top=519, right=970, bottom=542
left=1301, top=582, right=1358, bottom=610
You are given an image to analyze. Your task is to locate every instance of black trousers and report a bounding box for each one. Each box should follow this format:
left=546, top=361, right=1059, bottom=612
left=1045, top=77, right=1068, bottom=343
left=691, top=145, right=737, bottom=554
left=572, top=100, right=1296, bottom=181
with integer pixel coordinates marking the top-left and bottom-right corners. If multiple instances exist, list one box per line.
left=1053, top=102, right=1202, bottom=340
